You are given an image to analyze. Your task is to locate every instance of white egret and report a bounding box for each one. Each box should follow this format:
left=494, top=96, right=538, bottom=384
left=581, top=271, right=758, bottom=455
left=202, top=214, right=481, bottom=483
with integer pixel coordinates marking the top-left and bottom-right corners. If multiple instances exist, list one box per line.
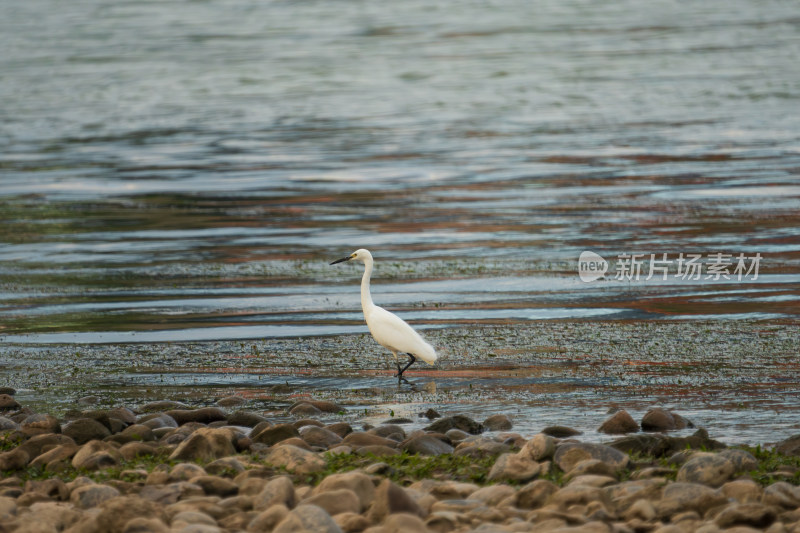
left=330, top=249, right=437, bottom=380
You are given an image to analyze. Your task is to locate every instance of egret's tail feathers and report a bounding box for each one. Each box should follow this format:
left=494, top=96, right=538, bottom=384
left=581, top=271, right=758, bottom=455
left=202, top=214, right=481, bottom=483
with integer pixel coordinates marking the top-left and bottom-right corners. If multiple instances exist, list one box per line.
left=416, top=342, right=437, bottom=365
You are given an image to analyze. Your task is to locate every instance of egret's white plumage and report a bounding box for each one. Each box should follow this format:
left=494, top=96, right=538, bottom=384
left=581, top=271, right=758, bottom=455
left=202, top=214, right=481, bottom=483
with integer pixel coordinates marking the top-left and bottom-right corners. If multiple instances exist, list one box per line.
left=331, top=248, right=437, bottom=379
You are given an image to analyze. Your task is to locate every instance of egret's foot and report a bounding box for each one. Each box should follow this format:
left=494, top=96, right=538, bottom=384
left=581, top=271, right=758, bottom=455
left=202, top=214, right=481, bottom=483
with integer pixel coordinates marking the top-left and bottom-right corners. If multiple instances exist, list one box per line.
left=397, top=353, right=416, bottom=377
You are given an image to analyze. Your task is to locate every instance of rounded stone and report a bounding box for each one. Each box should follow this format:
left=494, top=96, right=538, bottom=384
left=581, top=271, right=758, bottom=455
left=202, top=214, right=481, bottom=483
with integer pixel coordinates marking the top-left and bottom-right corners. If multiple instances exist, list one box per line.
left=289, top=403, right=323, bottom=416
left=325, top=422, right=353, bottom=438
left=63, top=418, right=111, bottom=445
left=514, top=479, right=559, bottom=509
left=599, top=410, right=639, bottom=435
left=250, top=423, right=299, bottom=446
left=554, top=442, right=630, bottom=473
left=482, top=414, right=513, bottom=431
left=165, top=407, right=227, bottom=426
left=714, top=503, right=776, bottom=529
left=299, top=426, right=343, bottom=449
left=226, top=410, right=267, bottom=428
left=303, top=489, right=361, bottom=516
left=169, top=463, right=207, bottom=481
left=775, top=434, right=800, bottom=456
left=265, top=444, right=325, bottom=474
left=0, top=395, right=20, bottom=412
left=216, top=396, right=246, bottom=407
left=487, top=452, right=540, bottom=482
left=169, top=428, right=236, bottom=462
left=314, top=472, right=375, bottom=512
left=248, top=504, right=289, bottom=532
left=0, top=416, right=20, bottom=431
left=273, top=504, right=341, bottom=533
left=541, top=426, right=581, bottom=438
left=424, top=415, right=483, bottom=435
left=367, top=479, right=425, bottom=524
left=400, top=435, right=454, bottom=456
left=70, top=483, right=121, bottom=509
left=520, top=433, right=556, bottom=461
left=253, top=476, right=296, bottom=511
left=676, top=453, right=735, bottom=488
left=21, top=414, right=61, bottom=436
left=641, top=408, right=675, bottom=431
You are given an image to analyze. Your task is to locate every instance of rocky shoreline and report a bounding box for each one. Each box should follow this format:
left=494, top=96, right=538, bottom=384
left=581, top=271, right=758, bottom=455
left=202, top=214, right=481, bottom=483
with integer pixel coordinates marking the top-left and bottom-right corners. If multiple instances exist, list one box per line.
left=2, top=392, right=800, bottom=533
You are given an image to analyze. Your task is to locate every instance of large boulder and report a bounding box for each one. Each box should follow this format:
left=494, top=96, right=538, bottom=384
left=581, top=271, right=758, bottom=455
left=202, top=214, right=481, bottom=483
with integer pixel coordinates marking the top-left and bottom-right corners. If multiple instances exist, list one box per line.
left=251, top=423, right=299, bottom=446
left=515, top=479, right=559, bottom=510
left=487, top=452, right=540, bottom=483
left=20, top=414, right=61, bottom=437
left=714, top=502, right=776, bottom=529
left=554, top=442, right=630, bottom=473
left=482, top=414, right=513, bottom=431
left=366, top=479, right=425, bottom=523
left=253, top=476, right=296, bottom=511
left=70, top=484, right=121, bottom=509
left=91, top=496, right=168, bottom=533
left=0, top=394, right=20, bottom=411
left=29, top=443, right=79, bottom=471
left=676, top=453, right=735, bottom=487
left=169, top=427, right=236, bottom=462
left=288, top=400, right=344, bottom=414
left=303, top=489, right=361, bottom=517
left=341, top=432, right=398, bottom=449
left=265, top=445, right=325, bottom=474
left=63, top=418, right=111, bottom=445
left=273, top=504, right=342, bottom=533
left=775, top=434, right=800, bottom=456
left=656, top=482, right=728, bottom=518
left=314, top=472, right=375, bottom=512
left=641, top=408, right=692, bottom=432
left=424, top=415, right=483, bottom=435
left=164, top=407, right=227, bottom=426
left=299, top=426, right=343, bottom=449
left=227, top=410, right=267, bottom=428
left=609, top=428, right=725, bottom=457
left=400, top=435, right=454, bottom=456
left=71, top=440, right=123, bottom=471
left=598, top=410, right=639, bottom=435
left=519, top=434, right=556, bottom=461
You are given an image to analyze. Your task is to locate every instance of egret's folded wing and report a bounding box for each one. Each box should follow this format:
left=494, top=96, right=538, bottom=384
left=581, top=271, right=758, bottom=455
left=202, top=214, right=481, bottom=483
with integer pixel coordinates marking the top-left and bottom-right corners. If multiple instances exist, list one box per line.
left=366, top=306, right=437, bottom=364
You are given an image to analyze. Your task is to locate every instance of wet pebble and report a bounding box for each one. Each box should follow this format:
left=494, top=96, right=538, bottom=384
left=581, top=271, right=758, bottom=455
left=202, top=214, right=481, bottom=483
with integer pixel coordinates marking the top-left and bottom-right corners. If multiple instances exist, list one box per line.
left=482, top=413, right=513, bottom=431
left=0, top=394, right=21, bottom=411
left=598, top=409, right=639, bottom=435
left=250, top=423, right=299, bottom=446
left=424, top=414, right=483, bottom=435
left=541, top=425, right=582, bottom=438
left=400, top=434, right=454, bottom=456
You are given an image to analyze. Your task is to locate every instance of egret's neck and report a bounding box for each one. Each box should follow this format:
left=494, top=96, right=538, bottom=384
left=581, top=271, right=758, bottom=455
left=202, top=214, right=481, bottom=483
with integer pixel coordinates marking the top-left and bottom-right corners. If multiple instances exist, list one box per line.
left=360, top=258, right=375, bottom=312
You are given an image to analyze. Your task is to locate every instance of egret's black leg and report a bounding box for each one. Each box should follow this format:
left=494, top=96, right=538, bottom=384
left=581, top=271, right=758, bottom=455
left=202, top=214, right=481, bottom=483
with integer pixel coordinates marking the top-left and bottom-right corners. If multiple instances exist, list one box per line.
left=397, top=353, right=416, bottom=379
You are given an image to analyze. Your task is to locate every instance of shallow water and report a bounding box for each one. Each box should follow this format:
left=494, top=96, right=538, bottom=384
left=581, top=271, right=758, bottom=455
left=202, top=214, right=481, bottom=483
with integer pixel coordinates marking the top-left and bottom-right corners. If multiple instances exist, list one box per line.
left=1, top=0, right=800, bottom=443
left=4, top=322, right=800, bottom=445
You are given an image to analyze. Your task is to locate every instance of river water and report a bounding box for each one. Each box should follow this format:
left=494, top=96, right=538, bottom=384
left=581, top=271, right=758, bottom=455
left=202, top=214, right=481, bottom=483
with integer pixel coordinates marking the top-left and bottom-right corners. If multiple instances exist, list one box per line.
left=1, top=0, right=799, bottom=444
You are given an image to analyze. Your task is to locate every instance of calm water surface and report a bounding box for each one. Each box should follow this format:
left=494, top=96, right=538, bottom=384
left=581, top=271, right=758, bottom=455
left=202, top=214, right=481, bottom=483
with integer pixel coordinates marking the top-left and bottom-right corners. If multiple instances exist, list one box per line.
left=1, top=0, right=799, bottom=443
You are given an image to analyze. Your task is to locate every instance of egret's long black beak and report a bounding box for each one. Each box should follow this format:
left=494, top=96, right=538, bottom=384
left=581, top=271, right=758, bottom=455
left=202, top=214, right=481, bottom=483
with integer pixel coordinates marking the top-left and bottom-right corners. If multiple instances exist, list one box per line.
left=330, top=255, right=352, bottom=265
